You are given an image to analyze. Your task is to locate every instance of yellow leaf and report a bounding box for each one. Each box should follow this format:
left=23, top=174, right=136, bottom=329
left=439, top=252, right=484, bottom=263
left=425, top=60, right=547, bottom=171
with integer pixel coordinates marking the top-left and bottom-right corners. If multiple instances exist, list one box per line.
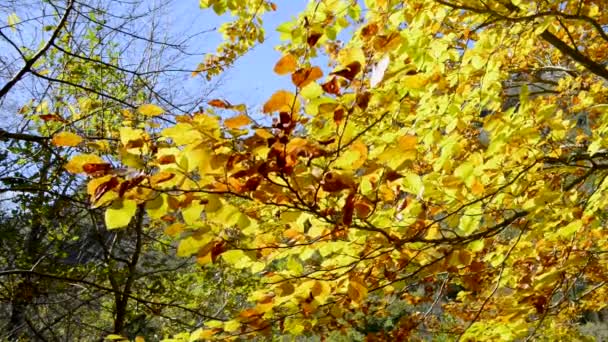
left=164, top=222, right=185, bottom=237
left=135, top=337, right=145, bottom=342
left=274, top=54, right=297, bottom=75
left=471, top=178, right=485, bottom=195
left=119, top=127, right=145, bottom=146
left=7, top=13, right=20, bottom=32
left=177, top=235, right=212, bottom=257
left=224, top=319, right=241, bottom=332
left=262, top=90, right=298, bottom=114
left=52, top=131, right=82, bottom=147
left=255, top=128, right=274, bottom=139
left=347, top=277, right=368, bottom=304
left=65, top=154, right=105, bottom=174
left=105, top=199, right=138, bottom=229
left=137, top=104, right=164, bottom=116
left=398, top=134, right=417, bottom=150
left=224, top=114, right=251, bottom=129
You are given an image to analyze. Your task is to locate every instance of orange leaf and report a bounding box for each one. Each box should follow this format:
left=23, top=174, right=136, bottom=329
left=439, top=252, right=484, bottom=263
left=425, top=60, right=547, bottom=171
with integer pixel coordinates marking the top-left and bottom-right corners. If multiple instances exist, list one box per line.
left=471, top=178, right=485, bottom=195
left=291, top=67, right=323, bottom=87
left=150, top=172, right=175, bottom=185
left=262, top=90, right=297, bottom=114
left=224, top=114, right=251, bottom=129
left=273, top=54, right=297, bottom=75
left=52, top=131, right=83, bottom=147
left=398, top=134, right=417, bottom=151
left=157, top=155, right=176, bottom=164
left=208, top=99, right=231, bottom=108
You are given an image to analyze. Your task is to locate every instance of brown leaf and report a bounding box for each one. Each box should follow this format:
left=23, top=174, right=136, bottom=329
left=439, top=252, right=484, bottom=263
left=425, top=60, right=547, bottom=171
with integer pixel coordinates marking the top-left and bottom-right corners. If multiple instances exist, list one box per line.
left=342, top=192, right=356, bottom=226
left=274, top=54, right=297, bottom=75
left=354, top=197, right=374, bottom=218
left=322, top=172, right=356, bottom=193
left=83, top=163, right=112, bottom=174
left=333, top=108, right=345, bottom=124
left=330, top=61, right=362, bottom=81
left=118, top=175, right=145, bottom=197
left=291, top=67, right=323, bottom=88
left=92, top=176, right=119, bottom=203
left=39, top=114, right=66, bottom=122
left=356, top=91, right=371, bottom=110
left=360, top=23, right=379, bottom=39
left=322, top=76, right=340, bottom=95
left=307, top=32, right=322, bottom=47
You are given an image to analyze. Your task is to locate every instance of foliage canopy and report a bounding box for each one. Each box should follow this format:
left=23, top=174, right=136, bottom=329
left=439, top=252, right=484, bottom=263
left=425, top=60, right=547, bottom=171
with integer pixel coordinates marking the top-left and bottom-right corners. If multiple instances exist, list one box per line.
left=5, top=0, right=608, bottom=340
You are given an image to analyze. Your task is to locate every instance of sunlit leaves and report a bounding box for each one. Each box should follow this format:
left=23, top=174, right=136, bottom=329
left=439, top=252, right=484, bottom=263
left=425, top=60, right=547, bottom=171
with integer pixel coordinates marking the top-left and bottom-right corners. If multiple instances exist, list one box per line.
left=67, top=0, right=608, bottom=339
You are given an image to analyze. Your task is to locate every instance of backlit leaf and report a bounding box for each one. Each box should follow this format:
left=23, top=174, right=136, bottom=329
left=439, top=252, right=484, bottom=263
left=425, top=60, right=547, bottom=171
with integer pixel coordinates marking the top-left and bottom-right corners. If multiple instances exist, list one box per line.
left=52, top=131, right=83, bottom=147
left=137, top=104, right=164, bottom=116
left=105, top=199, right=138, bottom=229
left=274, top=54, right=297, bottom=75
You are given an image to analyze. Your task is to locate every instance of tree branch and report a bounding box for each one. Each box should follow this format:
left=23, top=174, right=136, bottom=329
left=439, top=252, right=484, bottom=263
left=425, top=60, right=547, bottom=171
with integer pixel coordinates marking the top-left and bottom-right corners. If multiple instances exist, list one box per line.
left=0, top=0, right=74, bottom=99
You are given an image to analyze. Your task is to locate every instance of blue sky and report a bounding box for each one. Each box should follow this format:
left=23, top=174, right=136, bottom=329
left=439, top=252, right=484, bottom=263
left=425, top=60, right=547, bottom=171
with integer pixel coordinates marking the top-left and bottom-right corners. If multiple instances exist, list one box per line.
left=172, top=1, right=307, bottom=109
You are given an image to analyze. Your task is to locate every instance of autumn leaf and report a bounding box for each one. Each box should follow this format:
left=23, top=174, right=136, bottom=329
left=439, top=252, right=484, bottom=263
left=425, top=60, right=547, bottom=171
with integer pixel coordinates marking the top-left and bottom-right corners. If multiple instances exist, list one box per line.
left=330, top=61, right=362, bottom=81
left=262, top=90, right=298, bottom=114
left=105, top=199, right=138, bottom=229
left=39, top=114, right=66, bottom=122
left=82, top=163, right=112, bottom=174
left=65, top=154, right=105, bottom=174
left=224, top=114, right=251, bottom=129
left=291, top=67, right=323, bottom=88
left=52, top=131, right=83, bottom=147
left=307, top=32, right=322, bottom=47
left=273, top=54, right=297, bottom=75
left=322, top=77, right=341, bottom=95
left=137, top=104, right=164, bottom=116
left=208, top=99, right=232, bottom=108
left=347, top=277, right=368, bottom=304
